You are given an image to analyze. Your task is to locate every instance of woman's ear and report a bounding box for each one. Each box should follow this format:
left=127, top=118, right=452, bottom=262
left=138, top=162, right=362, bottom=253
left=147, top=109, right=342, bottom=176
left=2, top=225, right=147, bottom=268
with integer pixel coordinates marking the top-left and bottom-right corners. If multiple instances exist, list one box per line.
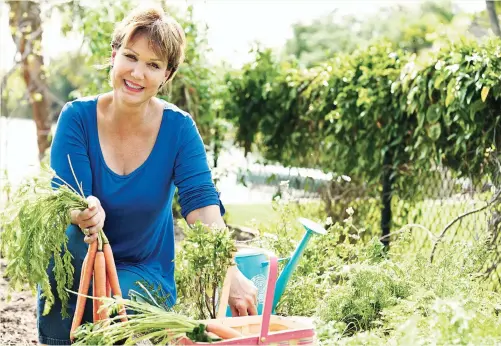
left=111, top=49, right=117, bottom=66
left=165, top=70, right=172, bottom=80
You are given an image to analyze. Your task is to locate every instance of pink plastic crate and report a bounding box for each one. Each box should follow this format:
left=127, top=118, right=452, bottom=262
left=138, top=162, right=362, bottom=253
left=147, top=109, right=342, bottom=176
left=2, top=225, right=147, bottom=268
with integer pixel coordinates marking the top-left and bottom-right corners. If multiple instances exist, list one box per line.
left=177, top=256, right=315, bottom=345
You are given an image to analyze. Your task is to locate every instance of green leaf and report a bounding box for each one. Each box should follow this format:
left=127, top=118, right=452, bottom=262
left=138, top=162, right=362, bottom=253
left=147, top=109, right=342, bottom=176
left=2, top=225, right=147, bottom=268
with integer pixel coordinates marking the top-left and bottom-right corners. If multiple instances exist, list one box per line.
left=428, top=123, right=441, bottom=142
left=469, top=99, right=486, bottom=121
left=426, top=104, right=441, bottom=123
left=445, top=79, right=456, bottom=107
left=443, top=111, right=452, bottom=127
left=466, top=91, right=475, bottom=105
left=433, top=75, right=444, bottom=89
left=445, top=90, right=455, bottom=107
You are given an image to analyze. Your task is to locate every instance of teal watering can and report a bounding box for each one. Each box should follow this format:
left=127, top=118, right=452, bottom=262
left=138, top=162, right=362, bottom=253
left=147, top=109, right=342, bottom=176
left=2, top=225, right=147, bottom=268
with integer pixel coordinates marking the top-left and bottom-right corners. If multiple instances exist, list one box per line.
left=226, top=217, right=326, bottom=316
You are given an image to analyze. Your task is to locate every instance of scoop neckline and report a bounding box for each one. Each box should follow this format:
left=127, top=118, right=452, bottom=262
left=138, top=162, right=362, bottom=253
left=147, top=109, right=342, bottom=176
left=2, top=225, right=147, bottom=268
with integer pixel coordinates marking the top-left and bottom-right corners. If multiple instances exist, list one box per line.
left=93, top=94, right=166, bottom=179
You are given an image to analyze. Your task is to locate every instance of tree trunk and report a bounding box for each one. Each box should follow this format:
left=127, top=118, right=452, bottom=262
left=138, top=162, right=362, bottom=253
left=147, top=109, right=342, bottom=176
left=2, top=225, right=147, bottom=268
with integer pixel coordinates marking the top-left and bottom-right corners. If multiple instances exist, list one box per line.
left=381, top=150, right=393, bottom=248
left=486, top=1, right=501, bottom=37
left=8, top=0, right=51, bottom=161
left=213, top=111, right=221, bottom=169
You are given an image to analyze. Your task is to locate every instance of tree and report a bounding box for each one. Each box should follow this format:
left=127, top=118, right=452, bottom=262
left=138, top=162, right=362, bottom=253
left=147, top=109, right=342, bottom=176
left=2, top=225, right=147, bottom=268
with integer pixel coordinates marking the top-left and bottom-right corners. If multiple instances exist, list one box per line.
left=284, top=12, right=362, bottom=68
left=284, top=0, right=457, bottom=67
left=7, top=0, right=51, bottom=160
left=485, top=1, right=501, bottom=37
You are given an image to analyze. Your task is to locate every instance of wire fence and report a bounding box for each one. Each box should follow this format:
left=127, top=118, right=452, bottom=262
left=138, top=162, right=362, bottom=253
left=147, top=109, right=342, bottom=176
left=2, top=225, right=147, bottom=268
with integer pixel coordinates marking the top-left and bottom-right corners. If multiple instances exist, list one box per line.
left=240, top=158, right=501, bottom=288
left=242, top=163, right=496, bottom=232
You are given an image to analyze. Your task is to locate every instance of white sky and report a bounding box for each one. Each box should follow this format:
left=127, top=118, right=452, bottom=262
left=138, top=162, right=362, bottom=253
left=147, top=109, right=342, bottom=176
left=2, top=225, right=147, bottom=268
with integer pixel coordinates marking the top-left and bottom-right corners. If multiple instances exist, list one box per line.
left=0, top=0, right=487, bottom=73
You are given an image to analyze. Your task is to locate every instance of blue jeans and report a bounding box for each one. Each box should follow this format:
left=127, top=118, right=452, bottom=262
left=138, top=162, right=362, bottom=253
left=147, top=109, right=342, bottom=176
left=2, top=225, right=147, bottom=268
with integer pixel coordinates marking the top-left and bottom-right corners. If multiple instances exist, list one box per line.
left=37, top=226, right=172, bottom=345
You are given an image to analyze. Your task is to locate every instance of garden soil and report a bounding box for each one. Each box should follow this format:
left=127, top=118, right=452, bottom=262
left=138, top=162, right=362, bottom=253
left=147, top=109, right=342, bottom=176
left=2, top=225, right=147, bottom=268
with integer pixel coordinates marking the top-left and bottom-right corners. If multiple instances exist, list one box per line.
left=0, top=258, right=38, bottom=345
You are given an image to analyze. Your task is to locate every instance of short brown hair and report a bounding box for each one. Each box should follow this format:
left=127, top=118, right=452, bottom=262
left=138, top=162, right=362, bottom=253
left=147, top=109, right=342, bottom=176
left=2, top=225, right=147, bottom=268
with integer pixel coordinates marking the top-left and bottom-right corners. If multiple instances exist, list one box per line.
left=111, top=6, right=186, bottom=82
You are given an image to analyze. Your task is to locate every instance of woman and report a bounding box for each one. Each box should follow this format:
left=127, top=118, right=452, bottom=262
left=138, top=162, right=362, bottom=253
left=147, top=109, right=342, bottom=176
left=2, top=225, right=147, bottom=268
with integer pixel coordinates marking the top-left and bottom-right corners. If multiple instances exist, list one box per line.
left=38, top=6, right=257, bottom=345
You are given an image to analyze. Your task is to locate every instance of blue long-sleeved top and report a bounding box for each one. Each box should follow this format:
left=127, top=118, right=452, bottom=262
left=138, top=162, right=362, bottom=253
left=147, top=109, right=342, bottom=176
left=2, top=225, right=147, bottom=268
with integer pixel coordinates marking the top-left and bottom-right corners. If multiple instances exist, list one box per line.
left=50, top=95, right=224, bottom=302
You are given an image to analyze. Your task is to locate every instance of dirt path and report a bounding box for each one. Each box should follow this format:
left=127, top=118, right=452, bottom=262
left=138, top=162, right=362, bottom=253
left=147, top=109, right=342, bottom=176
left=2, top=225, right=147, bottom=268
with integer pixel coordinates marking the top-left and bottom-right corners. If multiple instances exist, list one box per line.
left=0, top=259, right=38, bottom=345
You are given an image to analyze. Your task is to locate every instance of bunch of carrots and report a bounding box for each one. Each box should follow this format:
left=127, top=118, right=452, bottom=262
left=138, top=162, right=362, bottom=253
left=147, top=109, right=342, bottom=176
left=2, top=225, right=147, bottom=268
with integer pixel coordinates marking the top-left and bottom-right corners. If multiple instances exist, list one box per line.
left=70, top=238, right=244, bottom=344
left=70, top=230, right=127, bottom=341
left=70, top=230, right=243, bottom=344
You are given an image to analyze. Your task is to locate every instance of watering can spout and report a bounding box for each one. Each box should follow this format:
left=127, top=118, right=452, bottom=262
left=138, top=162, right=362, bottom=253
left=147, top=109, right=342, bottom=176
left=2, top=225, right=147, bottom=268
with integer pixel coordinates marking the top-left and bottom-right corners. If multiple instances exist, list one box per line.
left=272, top=218, right=327, bottom=312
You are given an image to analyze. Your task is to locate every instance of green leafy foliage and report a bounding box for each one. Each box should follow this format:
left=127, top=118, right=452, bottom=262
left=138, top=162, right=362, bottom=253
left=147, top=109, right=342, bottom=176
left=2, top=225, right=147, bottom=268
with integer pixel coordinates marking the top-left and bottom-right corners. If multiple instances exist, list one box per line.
left=317, top=261, right=411, bottom=333
left=284, top=1, right=458, bottom=67
left=284, top=13, right=363, bottom=67
left=398, top=37, right=501, bottom=176
left=224, top=41, right=420, bottom=191
left=223, top=48, right=284, bottom=156
left=223, top=37, right=501, bottom=243
left=242, top=196, right=500, bottom=344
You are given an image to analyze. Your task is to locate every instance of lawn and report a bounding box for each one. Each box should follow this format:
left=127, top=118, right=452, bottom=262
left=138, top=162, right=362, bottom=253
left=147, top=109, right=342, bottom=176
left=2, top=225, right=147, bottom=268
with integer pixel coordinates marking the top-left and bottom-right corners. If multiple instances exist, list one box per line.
left=222, top=195, right=491, bottom=252
left=224, top=203, right=279, bottom=227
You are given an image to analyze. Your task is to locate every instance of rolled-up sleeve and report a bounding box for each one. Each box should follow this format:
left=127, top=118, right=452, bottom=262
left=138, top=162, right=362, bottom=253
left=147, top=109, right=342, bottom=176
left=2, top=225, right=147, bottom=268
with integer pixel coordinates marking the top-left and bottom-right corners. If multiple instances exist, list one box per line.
left=173, top=116, right=225, bottom=219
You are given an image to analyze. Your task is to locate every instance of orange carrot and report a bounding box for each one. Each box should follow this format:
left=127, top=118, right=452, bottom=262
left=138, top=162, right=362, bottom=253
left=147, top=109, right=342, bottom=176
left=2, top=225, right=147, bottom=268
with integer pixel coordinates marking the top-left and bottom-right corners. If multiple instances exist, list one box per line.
left=103, top=240, right=127, bottom=322
left=103, top=243, right=122, bottom=297
left=206, top=323, right=243, bottom=339
left=92, top=276, right=98, bottom=322
left=94, top=249, right=108, bottom=321
left=70, top=241, right=97, bottom=341
left=106, top=276, right=111, bottom=298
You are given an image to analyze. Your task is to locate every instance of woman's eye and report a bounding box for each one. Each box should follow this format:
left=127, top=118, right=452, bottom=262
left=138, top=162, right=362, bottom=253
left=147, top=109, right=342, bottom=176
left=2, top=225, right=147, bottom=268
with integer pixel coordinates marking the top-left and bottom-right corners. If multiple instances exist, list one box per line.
left=123, top=54, right=159, bottom=69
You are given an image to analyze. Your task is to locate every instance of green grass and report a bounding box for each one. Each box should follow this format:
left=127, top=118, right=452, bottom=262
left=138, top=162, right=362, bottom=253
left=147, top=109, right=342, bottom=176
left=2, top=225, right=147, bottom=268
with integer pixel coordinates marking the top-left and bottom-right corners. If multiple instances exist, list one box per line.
left=224, top=203, right=279, bottom=227
left=224, top=196, right=491, bottom=239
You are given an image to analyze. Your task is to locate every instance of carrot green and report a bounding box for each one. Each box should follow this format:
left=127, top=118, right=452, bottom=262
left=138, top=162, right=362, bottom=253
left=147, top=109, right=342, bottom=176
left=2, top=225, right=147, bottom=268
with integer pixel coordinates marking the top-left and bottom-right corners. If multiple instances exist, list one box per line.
left=0, top=157, right=88, bottom=317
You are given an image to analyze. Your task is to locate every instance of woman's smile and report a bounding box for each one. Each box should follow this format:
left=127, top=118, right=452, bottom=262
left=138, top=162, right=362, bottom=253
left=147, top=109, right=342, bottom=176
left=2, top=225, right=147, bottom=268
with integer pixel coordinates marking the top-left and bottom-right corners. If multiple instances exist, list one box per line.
left=123, top=79, right=144, bottom=92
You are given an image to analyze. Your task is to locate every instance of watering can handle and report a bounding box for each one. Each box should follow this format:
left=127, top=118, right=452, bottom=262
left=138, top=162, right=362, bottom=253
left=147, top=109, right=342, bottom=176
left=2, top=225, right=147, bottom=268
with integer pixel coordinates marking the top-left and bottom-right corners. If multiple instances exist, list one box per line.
left=258, top=254, right=278, bottom=344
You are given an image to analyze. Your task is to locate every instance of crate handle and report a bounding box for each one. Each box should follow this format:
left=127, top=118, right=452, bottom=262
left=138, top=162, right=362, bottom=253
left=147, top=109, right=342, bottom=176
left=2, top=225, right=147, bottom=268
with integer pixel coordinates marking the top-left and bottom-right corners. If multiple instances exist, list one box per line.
left=258, top=254, right=278, bottom=344
left=216, top=255, right=278, bottom=343
left=216, top=265, right=236, bottom=319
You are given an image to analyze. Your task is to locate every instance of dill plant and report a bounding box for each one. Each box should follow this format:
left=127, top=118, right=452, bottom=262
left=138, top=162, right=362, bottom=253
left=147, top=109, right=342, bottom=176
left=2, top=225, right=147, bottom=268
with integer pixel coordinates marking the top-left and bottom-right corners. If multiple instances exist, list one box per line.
left=174, top=220, right=236, bottom=319
left=315, top=230, right=501, bottom=344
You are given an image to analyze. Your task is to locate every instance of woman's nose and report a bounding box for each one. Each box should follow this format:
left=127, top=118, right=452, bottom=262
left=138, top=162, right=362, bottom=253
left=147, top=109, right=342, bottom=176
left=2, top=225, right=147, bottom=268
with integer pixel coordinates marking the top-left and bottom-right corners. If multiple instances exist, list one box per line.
left=130, top=64, right=145, bottom=80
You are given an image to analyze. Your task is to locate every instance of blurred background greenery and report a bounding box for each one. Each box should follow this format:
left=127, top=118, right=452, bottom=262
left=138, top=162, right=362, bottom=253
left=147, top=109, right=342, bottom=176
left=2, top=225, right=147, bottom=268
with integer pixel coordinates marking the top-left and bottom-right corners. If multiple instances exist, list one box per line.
left=2, top=0, right=501, bottom=251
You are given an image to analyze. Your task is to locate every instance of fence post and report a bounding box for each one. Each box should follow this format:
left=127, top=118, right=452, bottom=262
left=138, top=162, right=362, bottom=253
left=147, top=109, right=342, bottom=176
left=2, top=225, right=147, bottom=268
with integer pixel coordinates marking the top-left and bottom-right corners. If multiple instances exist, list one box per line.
left=381, top=150, right=393, bottom=248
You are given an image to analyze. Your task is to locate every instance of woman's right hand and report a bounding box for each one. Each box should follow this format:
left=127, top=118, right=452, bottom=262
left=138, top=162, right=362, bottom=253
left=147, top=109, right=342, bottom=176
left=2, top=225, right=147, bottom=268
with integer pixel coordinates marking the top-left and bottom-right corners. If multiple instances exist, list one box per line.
left=70, top=196, right=106, bottom=244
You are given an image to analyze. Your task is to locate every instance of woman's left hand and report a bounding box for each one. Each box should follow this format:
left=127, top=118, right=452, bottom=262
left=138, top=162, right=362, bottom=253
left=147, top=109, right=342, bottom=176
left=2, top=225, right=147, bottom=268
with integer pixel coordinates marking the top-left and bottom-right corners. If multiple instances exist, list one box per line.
left=228, top=269, right=258, bottom=316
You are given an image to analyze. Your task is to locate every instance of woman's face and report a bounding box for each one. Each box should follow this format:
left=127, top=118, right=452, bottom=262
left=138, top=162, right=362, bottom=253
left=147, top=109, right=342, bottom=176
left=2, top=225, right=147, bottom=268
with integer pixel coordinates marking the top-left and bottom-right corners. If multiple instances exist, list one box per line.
left=111, top=34, right=169, bottom=105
